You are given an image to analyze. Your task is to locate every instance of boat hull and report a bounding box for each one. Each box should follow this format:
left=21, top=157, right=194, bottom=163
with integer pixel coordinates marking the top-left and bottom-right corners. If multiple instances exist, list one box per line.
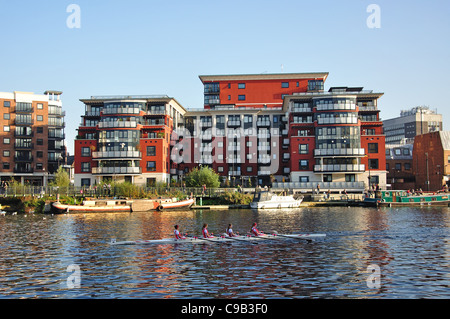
left=157, top=198, right=195, bottom=211
left=52, top=202, right=132, bottom=213
left=111, top=233, right=326, bottom=245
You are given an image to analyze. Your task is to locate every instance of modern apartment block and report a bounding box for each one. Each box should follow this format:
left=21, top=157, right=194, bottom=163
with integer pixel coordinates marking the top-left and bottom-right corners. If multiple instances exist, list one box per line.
left=74, top=95, right=185, bottom=187
left=383, top=106, right=443, bottom=145
left=75, top=72, right=386, bottom=190
left=0, top=91, right=66, bottom=185
left=175, top=73, right=386, bottom=190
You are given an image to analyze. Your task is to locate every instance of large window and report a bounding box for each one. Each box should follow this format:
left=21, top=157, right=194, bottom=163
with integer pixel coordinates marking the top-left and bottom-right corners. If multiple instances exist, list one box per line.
left=147, top=146, right=156, bottom=156
left=299, top=144, right=309, bottom=154
left=368, top=143, right=378, bottom=154
left=81, top=147, right=91, bottom=157
left=146, top=161, right=156, bottom=172
left=81, top=162, right=91, bottom=173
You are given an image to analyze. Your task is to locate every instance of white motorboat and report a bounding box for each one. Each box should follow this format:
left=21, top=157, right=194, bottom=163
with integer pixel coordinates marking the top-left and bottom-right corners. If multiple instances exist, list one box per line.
left=250, top=191, right=303, bottom=210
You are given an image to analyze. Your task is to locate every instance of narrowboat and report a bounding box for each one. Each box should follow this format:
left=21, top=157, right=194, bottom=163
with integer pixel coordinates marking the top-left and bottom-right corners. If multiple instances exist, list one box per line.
left=363, top=190, right=450, bottom=207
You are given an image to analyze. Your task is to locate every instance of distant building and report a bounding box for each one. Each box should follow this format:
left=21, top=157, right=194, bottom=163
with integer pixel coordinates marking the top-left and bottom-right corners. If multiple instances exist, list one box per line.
left=383, top=106, right=442, bottom=145
left=413, top=131, right=450, bottom=191
left=385, top=144, right=415, bottom=190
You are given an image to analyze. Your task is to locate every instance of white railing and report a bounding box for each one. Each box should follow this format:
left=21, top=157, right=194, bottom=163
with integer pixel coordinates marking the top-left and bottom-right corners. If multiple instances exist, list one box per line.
left=272, top=181, right=365, bottom=190
left=314, top=164, right=365, bottom=172
left=92, top=167, right=142, bottom=174
left=314, top=148, right=365, bottom=157
left=98, top=121, right=137, bottom=128
left=92, top=151, right=141, bottom=159
left=317, top=117, right=358, bottom=125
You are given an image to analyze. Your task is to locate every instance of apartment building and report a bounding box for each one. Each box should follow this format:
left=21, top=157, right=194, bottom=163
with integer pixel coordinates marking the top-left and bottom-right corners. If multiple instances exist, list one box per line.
left=383, top=106, right=442, bottom=145
left=74, top=95, right=185, bottom=187
left=75, top=72, right=386, bottom=190
left=175, top=74, right=386, bottom=190
left=0, top=91, right=66, bottom=185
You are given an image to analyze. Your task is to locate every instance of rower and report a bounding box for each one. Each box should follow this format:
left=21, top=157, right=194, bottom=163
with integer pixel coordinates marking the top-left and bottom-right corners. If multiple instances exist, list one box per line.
left=226, top=224, right=237, bottom=237
left=251, top=222, right=263, bottom=236
left=202, top=223, right=214, bottom=238
left=174, top=225, right=186, bottom=240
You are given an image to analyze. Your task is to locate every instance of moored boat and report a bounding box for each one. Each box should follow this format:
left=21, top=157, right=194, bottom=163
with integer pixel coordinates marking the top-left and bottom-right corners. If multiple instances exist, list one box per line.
left=250, top=191, right=303, bottom=210
left=157, top=198, right=195, bottom=211
left=363, top=190, right=450, bottom=207
left=52, top=199, right=133, bottom=213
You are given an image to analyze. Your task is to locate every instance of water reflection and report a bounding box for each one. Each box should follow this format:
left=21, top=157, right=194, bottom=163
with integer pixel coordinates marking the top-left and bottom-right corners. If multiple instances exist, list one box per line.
left=0, top=207, right=449, bottom=298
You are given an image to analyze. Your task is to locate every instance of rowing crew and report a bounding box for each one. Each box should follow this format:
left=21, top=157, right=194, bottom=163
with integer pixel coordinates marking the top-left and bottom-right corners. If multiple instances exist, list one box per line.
left=174, top=222, right=264, bottom=240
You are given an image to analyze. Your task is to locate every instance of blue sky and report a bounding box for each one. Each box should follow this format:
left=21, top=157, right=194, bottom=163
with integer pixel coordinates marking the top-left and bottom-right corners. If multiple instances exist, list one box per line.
left=0, top=0, right=449, bottom=155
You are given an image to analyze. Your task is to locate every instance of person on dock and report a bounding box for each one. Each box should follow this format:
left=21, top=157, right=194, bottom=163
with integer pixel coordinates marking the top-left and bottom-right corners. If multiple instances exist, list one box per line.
left=226, top=224, right=238, bottom=237
left=174, top=225, right=186, bottom=240
left=250, top=222, right=263, bottom=237
left=202, top=223, right=214, bottom=238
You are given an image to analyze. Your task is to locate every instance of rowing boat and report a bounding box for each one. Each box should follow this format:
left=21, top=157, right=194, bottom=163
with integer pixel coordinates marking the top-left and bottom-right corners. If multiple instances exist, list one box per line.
left=110, top=233, right=326, bottom=245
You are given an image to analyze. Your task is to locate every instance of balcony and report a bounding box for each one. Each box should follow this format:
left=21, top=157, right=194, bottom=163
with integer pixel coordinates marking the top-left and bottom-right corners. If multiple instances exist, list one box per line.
left=228, top=144, right=241, bottom=151
left=92, top=167, right=142, bottom=175
left=316, top=103, right=356, bottom=111
left=229, top=170, right=241, bottom=176
left=317, top=117, right=358, bottom=125
left=14, top=155, right=33, bottom=162
left=92, top=151, right=142, bottom=159
left=102, top=107, right=141, bottom=115
left=256, top=120, right=271, bottom=127
left=98, top=121, right=138, bottom=129
left=199, top=121, right=212, bottom=128
left=314, top=164, right=365, bottom=173
left=314, top=148, right=365, bottom=157
left=227, top=120, right=241, bottom=128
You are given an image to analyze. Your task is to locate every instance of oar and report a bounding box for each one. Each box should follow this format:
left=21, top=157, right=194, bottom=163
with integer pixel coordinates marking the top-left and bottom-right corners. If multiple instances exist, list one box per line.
left=271, top=231, right=313, bottom=242
left=186, top=234, right=230, bottom=245
left=221, top=233, right=258, bottom=245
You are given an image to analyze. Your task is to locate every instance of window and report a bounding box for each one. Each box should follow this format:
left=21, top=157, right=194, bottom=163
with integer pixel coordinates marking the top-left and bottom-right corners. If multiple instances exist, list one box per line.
left=323, top=174, right=333, bottom=182
left=299, top=176, right=309, bottom=182
left=3, top=126, right=9, bottom=132
left=81, top=162, right=91, bottom=173
left=394, top=149, right=402, bottom=155
left=404, top=163, right=411, bottom=170
left=3, top=138, right=10, bottom=145
left=37, top=139, right=43, bottom=146
left=281, top=82, right=289, bottom=88
left=37, top=103, right=43, bottom=110
left=147, top=146, right=156, bottom=156
left=37, top=115, right=43, bottom=121
left=345, top=174, right=356, bottom=182
left=37, top=127, right=43, bottom=134
left=299, top=144, right=309, bottom=154
left=4, top=101, right=10, bottom=107
left=299, top=160, right=309, bottom=170
left=238, top=83, right=246, bottom=89
left=403, top=148, right=410, bottom=156
left=369, top=159, right=379, bottom=169
left=3, top=150, right=10, bottom=157
left=81, top=147, right=91, bottom=157
left=217, top=166, right=224, bottom=173
left=238, top=95, right=246, bottom=101
left=37, top=151, right=43, bottom=158
left=147, top=161, right=156, bottom=172
left=81, top=178, right=91, bottom=187
left=366, top=129, right=376, bottom=135
left=368, top=143, right=378, bottom=154
left=395, top=163, right=402, bottom=170
left=36, top=163, right=43, bottom=170
left=3, top=113, right=9, bottom=120
left=386, top=163, right=389, bottom=171
left=3, top=163, right=10, bottom=170
left=247, top=141, right=252, bottom=147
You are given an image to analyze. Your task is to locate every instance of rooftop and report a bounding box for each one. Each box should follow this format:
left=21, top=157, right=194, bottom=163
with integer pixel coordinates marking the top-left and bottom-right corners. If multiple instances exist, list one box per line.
left=199, top=72, right=329, bottom=83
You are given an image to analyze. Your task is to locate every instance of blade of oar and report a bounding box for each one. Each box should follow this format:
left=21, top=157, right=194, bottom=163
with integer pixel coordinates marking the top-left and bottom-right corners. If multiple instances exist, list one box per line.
left=221, top=233, right=258, bottom=245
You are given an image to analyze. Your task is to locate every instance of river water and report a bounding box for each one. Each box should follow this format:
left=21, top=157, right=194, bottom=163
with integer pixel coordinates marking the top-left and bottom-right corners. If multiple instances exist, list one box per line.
left=0, top=206, right=449, bottom=299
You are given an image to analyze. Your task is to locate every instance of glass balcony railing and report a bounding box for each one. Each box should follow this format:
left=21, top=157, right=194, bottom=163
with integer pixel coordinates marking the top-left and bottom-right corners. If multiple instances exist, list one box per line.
left=92, top=167, right=142, bottom=175
left=92, top=151, right=142, bottom=159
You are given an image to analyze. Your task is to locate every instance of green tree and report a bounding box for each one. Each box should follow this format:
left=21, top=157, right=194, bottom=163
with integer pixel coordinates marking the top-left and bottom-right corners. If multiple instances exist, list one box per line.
left=52, top=166, right=70, bottom=188
left=185, top=167, right=220, bottom=188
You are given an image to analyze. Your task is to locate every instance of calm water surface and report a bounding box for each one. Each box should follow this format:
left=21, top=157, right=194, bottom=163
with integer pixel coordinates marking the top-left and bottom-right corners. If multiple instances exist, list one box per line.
left=0, top=206, right=449, bottom=299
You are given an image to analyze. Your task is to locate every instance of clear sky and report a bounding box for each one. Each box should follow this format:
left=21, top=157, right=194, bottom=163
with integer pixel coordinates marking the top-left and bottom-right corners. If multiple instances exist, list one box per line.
left=0, top=0, right=449, bottom=155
